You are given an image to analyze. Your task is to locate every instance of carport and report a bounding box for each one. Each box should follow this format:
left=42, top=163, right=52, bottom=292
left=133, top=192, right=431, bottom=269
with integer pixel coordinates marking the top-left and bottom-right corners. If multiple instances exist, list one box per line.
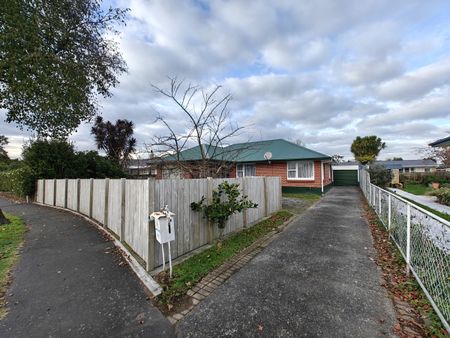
left=332, top=163, right=360, bottom=186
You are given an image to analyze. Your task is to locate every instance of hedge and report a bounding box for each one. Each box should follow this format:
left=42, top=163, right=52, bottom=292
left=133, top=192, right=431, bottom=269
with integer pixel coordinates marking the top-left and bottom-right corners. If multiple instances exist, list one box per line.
left=428, top=188, right=450, bottom=206
left=0, top=166, right=36, bottom=197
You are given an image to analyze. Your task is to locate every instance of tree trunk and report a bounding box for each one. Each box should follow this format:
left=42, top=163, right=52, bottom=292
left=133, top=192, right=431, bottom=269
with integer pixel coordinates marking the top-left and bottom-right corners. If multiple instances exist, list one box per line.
left=0, top=209, right=10, bottom=225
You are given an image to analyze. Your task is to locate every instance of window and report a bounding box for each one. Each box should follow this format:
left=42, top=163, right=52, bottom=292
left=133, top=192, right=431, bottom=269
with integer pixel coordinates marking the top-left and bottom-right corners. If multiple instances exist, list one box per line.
left=287, top=161, right=314, bottom=180
left=237, top=163, right=256, bottom=177
left=425, top=168, right=430, bottom=172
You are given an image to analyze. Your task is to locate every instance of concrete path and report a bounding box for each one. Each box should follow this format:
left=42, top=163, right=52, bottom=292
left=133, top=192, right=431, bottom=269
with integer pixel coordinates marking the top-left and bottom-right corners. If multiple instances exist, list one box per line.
left=178, top=187, right=397, bottom=337
left=390, top=188, right=450, bottom=215
left=0, top=199, right=175, bottom=338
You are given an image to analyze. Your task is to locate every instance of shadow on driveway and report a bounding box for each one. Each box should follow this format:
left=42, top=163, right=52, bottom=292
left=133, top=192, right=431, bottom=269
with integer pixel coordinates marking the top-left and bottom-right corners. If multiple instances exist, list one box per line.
left=0, top=199, right=174, bottom=338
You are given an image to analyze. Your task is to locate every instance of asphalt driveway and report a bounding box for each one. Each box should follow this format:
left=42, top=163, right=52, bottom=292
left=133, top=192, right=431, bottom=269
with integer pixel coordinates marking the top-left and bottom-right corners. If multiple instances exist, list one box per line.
left=177, top=187, right=397, bottom=337
left=0, top=199, right=174, bottom=338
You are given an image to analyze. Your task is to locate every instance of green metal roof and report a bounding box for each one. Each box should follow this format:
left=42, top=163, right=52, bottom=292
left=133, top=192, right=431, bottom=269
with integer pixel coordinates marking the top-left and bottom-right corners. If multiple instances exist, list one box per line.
left=167, top=139, right=330, bottom=162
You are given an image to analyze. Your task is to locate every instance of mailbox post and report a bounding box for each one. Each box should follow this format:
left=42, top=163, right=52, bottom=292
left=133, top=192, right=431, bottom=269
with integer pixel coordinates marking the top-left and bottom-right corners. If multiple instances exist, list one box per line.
left=150, top=205, right=175, bottom=277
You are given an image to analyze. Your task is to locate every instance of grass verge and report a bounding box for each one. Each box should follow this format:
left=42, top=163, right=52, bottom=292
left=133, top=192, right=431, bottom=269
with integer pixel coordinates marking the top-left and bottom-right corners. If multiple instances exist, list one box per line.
left=282, top=193, right=321, bottom=201
left=156, top=210, right=293, bottom=310
left=403, top=183, right=433, bottom=196
left=363, top=198, right=448, bottom=337
left=0, top=212, right=27, bottom=318
left=397, top=194, right=450, bottom=223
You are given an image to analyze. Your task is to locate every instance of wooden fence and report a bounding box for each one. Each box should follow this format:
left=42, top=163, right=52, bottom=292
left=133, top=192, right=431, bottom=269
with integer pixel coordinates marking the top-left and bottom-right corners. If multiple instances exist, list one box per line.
left=35, top=177, right=282, bottom=271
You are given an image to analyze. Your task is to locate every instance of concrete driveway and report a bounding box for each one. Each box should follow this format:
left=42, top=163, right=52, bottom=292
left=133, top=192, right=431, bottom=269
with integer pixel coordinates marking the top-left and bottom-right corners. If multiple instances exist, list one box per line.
left=0, top=199, right=175, bottom=338
left=177, top=187, right=397, bottom=337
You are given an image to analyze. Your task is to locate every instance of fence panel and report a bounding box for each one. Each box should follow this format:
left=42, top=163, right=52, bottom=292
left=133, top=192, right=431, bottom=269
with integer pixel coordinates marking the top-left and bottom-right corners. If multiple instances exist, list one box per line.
left=79, top=179, right=91, bottom=216
left=360, top=170, right=450, bottom=332
left=36, top=180, right=44, bottom=203
left=55, top=179, right=66, bottom=207
left=246, top=177, right=266, bottom=224
left=266, top=177, right=282, bottom=214
left=107, top=179, right=122, bottom=236
left=44, top=179, right=55, bottom=205
left=66, top=179, right=78, bottom=211
left=92, top=179, right=106, bottom=224
left=124, top=180, right=149, bottom=263
left=34, top=176, right=282, bottom=274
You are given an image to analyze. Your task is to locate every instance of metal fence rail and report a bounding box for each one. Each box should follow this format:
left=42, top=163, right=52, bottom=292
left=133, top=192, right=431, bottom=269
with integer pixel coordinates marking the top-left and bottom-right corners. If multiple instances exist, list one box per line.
left=360, top=170, right=450, bottom=332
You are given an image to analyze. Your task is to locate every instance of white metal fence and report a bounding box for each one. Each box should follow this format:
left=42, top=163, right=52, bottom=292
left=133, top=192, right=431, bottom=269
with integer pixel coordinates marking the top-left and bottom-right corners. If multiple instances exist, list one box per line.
left=360, top=170, right=450, bottom=332
left=35, top=177, right=282, bottom=272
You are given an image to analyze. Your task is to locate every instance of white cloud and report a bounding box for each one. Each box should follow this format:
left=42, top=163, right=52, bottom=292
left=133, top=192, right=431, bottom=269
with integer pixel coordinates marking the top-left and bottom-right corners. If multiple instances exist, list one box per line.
left=2, top=0, right=450, bottom=161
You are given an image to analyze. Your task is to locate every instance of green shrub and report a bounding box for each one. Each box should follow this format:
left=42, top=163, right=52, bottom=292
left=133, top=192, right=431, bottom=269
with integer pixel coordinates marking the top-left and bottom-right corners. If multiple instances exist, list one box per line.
left=427, top=188, right=450, bottom=206
left=0, top=166, right=35, bottom=196
left=368, top=164, right=392, bottom=187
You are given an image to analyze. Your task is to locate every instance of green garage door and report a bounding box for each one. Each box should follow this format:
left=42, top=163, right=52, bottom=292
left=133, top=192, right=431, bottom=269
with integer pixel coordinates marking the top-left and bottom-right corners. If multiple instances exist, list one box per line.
left=333, top=170, right=359, bottom=186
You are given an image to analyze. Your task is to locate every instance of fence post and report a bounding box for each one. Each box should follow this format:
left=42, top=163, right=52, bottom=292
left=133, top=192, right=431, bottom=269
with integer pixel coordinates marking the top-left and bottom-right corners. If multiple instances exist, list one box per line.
left=104, top=178, right=109, bottom=228
left=263, top=177, right=269, bottom=217
left=388, top=194, right=391, bottom=231
left=52, top=179, right=56, bottom=206
left=120, top=178, right=126, bottom=242
left=76, top=178, right=81, bottom=212
left=64, top=179, right=68, bottom=209
left=207, top=177, right=214, bottom=243
left=406, top=204, right=411, bottom=276
left=42, top=179, right=46, bottom=204
left=378, top=189, right=381, bottom=214
left=89, top=178, right=94, bottom=218
left=242, top=178, right=248, bottom=227
left=147, top=178, right=156, bottom=272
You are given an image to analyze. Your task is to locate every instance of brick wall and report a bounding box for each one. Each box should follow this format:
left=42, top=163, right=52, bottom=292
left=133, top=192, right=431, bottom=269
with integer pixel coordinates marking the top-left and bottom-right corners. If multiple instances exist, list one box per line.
left=230, top=161, right=333, bottom=188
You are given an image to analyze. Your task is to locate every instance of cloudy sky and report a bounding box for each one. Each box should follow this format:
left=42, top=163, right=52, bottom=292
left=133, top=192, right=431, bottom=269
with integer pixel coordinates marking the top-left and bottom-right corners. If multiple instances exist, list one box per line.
left=2, top=0, right=450, bottom=160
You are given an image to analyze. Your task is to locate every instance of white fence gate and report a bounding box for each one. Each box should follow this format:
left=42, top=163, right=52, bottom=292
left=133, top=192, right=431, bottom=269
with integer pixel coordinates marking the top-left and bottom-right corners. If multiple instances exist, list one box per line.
left=360, top=170, right=450, bottom=332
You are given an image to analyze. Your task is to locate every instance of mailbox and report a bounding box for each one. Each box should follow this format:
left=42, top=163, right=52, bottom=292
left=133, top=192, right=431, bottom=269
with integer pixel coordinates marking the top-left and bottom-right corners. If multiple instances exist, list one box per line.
left=150, top=210, right=175, bottom=244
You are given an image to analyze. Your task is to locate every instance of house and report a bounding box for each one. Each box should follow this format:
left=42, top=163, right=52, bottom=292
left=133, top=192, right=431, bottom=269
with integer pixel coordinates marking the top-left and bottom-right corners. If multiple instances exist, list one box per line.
left=375, top=159, right=438, bottom=173
left=158, top=139, right=333, bottom=193
left=125, top=158, right=157, bottom=178
left=429, top=136, right=450, bottom=148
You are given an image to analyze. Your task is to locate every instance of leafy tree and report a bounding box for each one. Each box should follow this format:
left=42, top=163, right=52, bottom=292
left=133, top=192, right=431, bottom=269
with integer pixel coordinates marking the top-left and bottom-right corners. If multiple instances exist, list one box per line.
left=368, top=164, right=392, bottom=187
left=0, top=135, right=9, bottom=162
left=0, top=0, right=128, bottom=138
left=331, top=154, right=344, bottom=163
left=91, top=116, right=136, bottom=167
left=393, top=157, right=403, bottom=161
left=74, top=151, right=125, bottom=178
left=22, top=139, right=78, bottom=178
left=351, top=136, right=386, bottom=164
left=22, top=139, right=124, bottom=179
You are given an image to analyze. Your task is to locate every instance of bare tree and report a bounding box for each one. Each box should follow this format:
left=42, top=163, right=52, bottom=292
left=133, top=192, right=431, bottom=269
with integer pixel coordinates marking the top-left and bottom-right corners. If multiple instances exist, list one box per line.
left=149, top=78, right=249, bottom=178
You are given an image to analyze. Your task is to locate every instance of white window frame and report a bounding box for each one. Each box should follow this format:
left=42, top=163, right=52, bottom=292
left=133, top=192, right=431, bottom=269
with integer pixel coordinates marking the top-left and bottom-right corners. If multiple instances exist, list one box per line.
left=286, top=160, right=315, bottom=180
left=237, top=163, right=256, bottom=177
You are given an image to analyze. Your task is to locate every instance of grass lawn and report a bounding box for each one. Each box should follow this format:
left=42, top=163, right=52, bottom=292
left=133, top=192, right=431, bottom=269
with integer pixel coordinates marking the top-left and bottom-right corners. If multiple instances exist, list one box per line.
left=398, top=195, right=450, bottom=223
left=156, top=210, right=293, bottom=307
left=0, top=212, right=26, bottom=317
left=282, top=192, right=321, bottom=202
left=403, top=183, right=432, bottom=196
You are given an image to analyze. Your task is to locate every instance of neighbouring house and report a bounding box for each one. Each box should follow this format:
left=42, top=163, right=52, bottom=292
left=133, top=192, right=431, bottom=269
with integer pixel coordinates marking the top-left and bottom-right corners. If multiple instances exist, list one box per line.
left=156, top=139, right=333, bottom=193
left=126, top=158, right=157, bottom=178
left=429, top=136, right=450, bottom=148
left=376, top=159, right=438, bottom=173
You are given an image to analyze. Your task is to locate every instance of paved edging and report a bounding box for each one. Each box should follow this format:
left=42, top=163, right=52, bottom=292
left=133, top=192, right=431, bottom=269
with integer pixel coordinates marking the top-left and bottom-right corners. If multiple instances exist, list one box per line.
left=33, top=202, right=162, bottom=296
left=167, top=213, right=299, bottom=324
